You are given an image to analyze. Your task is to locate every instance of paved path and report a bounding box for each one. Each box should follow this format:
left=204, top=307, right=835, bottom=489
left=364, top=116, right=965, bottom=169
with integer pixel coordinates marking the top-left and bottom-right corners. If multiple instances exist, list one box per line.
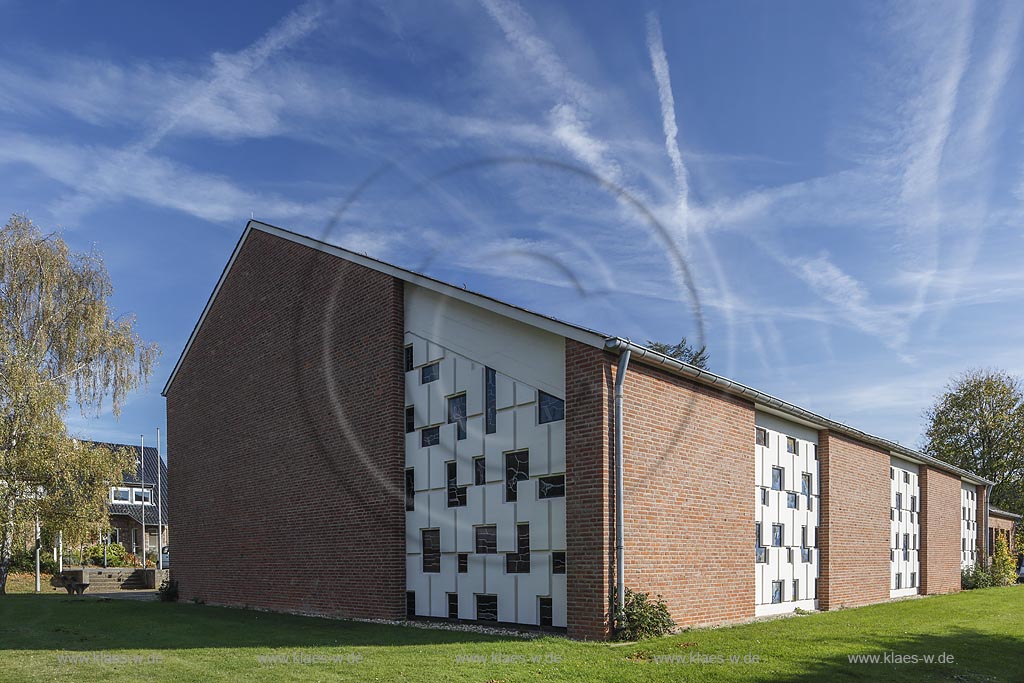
left=83, top=590, right=159, bottom=601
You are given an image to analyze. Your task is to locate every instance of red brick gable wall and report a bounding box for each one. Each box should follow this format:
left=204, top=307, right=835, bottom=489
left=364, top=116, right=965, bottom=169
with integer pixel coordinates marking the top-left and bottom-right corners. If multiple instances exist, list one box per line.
left=975, top=485, right=988, bottom=559
left=618, top=361, right=755, bottom=628
left=564, top=341, right=614, bottom=640
left=919, top=466, right=962, bottom=595
left=166, top=229, right=406, bottom=619
left=990, top=513, right=1016, bottom=555
left=817, top=430, right=890, bottom=609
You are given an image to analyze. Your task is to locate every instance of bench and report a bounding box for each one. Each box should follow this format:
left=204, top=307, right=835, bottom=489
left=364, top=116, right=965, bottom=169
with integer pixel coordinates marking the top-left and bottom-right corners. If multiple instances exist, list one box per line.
left=56, top=574, right=90, bottom=596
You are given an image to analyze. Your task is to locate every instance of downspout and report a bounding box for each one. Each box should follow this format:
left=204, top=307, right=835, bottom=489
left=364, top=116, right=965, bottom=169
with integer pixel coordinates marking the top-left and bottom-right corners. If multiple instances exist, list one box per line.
left=614, top=348, right=631, bottom=622
left=985, top=484, right=993, bottom=562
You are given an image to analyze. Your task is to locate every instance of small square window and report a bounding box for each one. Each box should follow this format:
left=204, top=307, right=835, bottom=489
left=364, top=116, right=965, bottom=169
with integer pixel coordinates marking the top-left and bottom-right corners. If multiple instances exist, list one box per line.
left=538, top=596, right=553, bottom=628
left=772, top=524, right=784, bottom=547
left=475, top=525, right=497, bottom=554
left=421, top=362, right=439, bottom=384
left=473, top=457, right=486, bottom=486
left=476, top=594, right=498, bottom=622
left=404, top=345, right=414, bottom=372
left=538, top=474, right=565, bottom=499
left=538, top=391, right=565, bottom=424
left=447, top=593, right=459, bottom=620
left=458, top=553, right=468, bottom=573
left=786, top=437, right=797, bottom=454
left=771, top=467, right=784, bottom=491
left=405, top=406, right=415, bottom=434
left=552, top=551, right=566, bottom=574
left=422, top=529, right=440, bottom=573
left=771, top=580, right=783, bottom=604
left=448, top=394, right=467, bottom=441
left=787, top=493, right=798, bottom=509
left=755, top=427, right=768, bottom=447
left=421, top=426, right=440, bottom=448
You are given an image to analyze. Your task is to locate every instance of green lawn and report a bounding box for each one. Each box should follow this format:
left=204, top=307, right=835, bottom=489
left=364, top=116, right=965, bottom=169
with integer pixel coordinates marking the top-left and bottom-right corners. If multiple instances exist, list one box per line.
left=0, top=587, right=1022, bottom=682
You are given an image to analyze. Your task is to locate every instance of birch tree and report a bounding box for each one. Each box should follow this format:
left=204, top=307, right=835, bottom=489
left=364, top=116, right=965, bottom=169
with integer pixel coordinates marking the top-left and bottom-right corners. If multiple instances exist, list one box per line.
left=0, top=214, right=157, bottom=593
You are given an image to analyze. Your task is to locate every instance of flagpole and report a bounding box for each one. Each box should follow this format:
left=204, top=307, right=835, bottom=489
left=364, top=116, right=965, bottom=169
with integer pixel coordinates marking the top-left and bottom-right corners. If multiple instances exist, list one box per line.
left=140, top=434, right=145, bottom=567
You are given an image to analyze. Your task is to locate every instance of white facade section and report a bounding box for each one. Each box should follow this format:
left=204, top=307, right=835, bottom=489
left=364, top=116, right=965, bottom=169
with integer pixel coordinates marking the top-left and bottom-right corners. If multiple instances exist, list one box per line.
left=961, top=483, right=978, bottom=568
left=405, top=284, right=566, bottom=627
left=754, top=412, right=819, bottom=616
left=889, top=457, right=920, bottom=597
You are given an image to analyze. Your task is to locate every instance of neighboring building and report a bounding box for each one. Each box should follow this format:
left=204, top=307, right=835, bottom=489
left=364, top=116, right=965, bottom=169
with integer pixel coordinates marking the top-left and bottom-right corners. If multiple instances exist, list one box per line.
left=988, top=507, right=1019, bottom=557
left=165, top=221, right=995, bottom=640
left=96, top=443, right=169, bottom=559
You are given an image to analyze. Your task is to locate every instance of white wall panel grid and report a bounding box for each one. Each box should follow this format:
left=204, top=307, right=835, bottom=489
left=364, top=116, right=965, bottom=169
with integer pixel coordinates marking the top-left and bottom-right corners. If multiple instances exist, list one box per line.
left=890, top=457, right=920, bottom=597
left=961, top=483, right=978, bottom=569
left=403, top=318, right=566, bottom=628
left=754, top=413, right=819, bottom=616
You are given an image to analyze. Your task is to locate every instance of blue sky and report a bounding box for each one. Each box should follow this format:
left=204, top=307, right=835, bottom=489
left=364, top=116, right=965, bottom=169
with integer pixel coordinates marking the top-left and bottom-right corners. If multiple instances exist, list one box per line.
left=2, top=0, right=1022, bottom=454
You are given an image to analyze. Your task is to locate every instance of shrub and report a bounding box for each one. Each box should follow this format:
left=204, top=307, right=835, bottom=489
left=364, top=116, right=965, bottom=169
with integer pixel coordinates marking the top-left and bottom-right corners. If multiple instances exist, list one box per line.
left=962, top=562, right=993, bottom=590
left=991, top=537, right=1017, bottom=587
left=612, top=587, right=676, bottom=641
left=157, top=579, right=179, bottom=602
left=8, top=547, right=58, bottom=574
left=84, top=542, right=129, bottom=567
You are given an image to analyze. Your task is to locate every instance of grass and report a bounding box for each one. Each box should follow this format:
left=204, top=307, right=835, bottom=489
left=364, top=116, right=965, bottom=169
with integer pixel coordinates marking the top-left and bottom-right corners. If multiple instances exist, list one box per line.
left=0, top=587, right=1022, bottom=682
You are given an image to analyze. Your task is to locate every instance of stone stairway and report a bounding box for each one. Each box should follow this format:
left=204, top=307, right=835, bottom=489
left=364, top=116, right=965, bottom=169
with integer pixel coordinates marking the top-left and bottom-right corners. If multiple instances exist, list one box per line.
left=86, top=568, right=149, bottom=591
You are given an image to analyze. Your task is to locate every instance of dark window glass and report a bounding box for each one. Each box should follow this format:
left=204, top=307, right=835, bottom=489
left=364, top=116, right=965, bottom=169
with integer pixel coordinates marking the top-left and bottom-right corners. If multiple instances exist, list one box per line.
left=475, top=526, right=497, bottom=554
left=772, top=524, right=784, bottom=547
left=406, top=591, right=416, bottom=618
left=506, top=523, right=530, bottom=574
left=404, top=345, right=414, bottom=372
left=895, top=573, right=902, bottom=589
left=458, top=553, right=468, bottom=573
left=504, top=450, right=529, bottom=502
left=473, top=457, right=486, bottom=485
left=895, top=492, right=902, bottom=510
left=448, top=394, right=467, bottom=440
left=787, top=547, right=793, bottom=563
left=807, top=496, right=813, bottom=512
left=538, top=475, right=565, bottom=499
left=446, top=462, right=467, bottom=508
left=760, top=488, right=769, bottom=505
left=421, top=426, right=440, bottom=448
left=802, top=547, right=812, bottom=563
left=755, top=427, right=768, bottom=447
left=771, top=580, right=783, bottom=604
left=903, top=471, right=909, bottom=483
left=771, top=467, right=784, bottom=491
left=405, top=469, right=415, bottom=511
left=792, top=579, right=799, bottom=601
left=787, top=493, right=798, bottom=509
left=552, top=551, right=566, bottom=574
left=755, top=522, right=767, bottom=563
left=538, top=597, right=553, bottom=627
left=890, top=468, right=894, bottom=480
left=421, top=363, right=439, bottom=384
left=910, top=495, right=917, bottom=512
left=405, top=406, right=415, bottom=434
left=422, top=529, right=440, bottom=573
left=476, top=594, right=498, bottom=622
left=485, top=367, right=497, bottom=434
left=786, top=437, right=797, bottom=454
left=910, top=572, right=916, bottom=588
left=538, top=391, right=565, bottom=424
left=801, top=473, right=811, bottom=496
left=447, top=593, right=459, bottom=620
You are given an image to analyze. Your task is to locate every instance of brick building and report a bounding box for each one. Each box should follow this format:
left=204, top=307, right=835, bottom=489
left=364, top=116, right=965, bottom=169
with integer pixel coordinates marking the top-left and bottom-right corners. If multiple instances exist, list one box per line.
left=165, top=221, right=1000, bottom=640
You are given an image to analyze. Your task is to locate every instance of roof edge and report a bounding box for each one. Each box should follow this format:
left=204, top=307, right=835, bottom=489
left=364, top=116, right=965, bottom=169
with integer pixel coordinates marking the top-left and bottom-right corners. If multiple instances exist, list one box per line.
left=162, top=220, right=607, bottom=396
left=604, top=337, right=995, bottom=487
left=989, top=507, right=1022, bottom=520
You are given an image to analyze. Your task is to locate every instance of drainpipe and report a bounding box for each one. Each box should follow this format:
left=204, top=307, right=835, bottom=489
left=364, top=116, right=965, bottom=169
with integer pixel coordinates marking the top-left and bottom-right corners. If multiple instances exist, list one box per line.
left=985, top=484, right=993, bottom=562
left=614, top=348, right=631, bottom=621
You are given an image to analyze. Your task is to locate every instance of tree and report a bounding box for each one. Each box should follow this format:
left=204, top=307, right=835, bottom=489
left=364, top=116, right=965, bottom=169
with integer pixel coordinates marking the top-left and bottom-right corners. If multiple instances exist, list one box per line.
left=0, top=214, right=157, bottom=593
left=922, top=369, right=1024, bottom=514
left=645, top=336, right=710, bottom=370
left=990, top=536, right=1017, bottom=587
